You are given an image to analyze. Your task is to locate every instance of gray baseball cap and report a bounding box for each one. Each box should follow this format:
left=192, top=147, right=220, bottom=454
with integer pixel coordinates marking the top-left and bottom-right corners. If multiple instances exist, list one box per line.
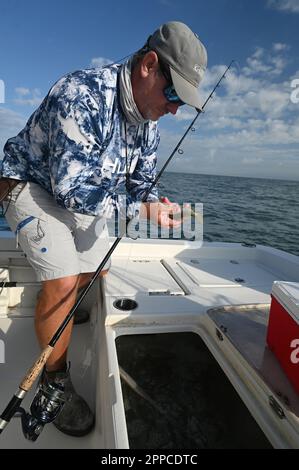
left=147, top=21, right=207, bottom=110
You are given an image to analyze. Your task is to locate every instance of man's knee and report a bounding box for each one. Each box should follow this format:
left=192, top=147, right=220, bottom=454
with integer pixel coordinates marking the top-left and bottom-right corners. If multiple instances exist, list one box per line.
left=41, top=275, right=80, bottom=302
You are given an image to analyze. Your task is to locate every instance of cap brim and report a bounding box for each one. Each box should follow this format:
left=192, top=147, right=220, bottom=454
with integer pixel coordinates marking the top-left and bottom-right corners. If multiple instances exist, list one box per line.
left=170, top=67, right=203, bottom=111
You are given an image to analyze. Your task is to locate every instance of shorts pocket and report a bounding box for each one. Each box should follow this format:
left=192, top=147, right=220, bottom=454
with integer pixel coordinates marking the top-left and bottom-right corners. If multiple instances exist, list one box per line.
left=17, top=213, right=53, bottom=264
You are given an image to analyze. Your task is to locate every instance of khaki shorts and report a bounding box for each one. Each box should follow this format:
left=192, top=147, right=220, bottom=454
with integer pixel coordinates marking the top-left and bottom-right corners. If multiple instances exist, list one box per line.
left=3, top=182, right=111, bottom=281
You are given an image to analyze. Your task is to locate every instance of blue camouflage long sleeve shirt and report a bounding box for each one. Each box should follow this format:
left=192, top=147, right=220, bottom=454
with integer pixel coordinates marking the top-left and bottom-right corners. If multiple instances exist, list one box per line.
left=0, top=64, right=160, bottom=218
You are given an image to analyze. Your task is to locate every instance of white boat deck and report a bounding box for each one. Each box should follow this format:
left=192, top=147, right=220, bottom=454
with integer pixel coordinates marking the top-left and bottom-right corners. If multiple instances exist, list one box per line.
left=0, top=232, right=299, bottom=448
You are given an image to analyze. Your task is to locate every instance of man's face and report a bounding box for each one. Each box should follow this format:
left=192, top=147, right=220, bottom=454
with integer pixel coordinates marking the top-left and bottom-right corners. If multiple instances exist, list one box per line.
left=132, top=52, right=181, bottom=121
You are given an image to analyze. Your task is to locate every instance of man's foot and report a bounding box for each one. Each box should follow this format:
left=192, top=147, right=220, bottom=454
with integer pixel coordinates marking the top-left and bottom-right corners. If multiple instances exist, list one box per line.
left=42, top=365, right=95, bottom=437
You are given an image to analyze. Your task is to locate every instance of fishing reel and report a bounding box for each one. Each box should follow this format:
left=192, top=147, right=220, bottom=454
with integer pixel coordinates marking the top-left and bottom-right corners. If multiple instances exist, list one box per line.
left=18, top=380, right=66, bottom=441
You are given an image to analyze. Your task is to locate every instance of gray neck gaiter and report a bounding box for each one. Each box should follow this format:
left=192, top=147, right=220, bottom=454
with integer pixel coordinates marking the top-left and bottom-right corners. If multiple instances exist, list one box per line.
left=119, top=58, right=149, bottom=126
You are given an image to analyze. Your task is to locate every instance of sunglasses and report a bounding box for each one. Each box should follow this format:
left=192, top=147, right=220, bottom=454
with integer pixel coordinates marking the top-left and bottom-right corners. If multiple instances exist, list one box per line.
left=159, top=59, right=185, bottom=106
left=163, top=85, right=185, bottom=106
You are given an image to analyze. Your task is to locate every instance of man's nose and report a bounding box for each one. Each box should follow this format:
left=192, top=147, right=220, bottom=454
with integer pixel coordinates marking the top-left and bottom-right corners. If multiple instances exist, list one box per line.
left=166, top=102, right=180, bottom=115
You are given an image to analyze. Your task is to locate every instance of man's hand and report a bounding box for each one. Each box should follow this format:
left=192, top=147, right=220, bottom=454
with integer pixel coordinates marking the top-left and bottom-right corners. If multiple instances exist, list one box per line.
left=140, top=198, right=181, bottom=228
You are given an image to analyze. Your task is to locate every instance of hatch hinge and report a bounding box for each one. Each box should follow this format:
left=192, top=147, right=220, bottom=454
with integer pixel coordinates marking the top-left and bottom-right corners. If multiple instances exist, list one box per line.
left=269, top=396, right=285, bottom=419
left=216, top=328, right=224, bottom=341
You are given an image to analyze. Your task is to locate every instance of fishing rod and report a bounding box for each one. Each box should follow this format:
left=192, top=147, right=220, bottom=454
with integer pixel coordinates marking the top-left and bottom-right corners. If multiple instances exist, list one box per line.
left=0, top=60, right=234, bottom=441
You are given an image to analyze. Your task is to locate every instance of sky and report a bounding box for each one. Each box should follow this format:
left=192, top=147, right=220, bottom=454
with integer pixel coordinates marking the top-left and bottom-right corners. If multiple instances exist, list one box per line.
left=0, top=0, right=299, bottom=181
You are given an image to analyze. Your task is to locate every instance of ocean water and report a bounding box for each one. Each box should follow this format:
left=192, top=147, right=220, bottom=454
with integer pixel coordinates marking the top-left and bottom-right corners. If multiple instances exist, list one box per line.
left=0, top=172, right=298, bottom=256
left=159, top=172, right=299, bottom=257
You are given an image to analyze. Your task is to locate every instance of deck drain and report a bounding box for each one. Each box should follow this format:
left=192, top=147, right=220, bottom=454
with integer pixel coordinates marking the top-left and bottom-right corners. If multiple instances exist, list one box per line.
left=113, top=298, right=138, bottom=311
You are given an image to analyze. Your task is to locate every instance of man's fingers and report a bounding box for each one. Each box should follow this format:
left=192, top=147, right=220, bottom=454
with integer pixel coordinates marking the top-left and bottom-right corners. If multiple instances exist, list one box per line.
left=162, top=202, right=181, bottom=214
left=160, top=211, right=182, bottom=228
left=168, top=218, right=182, bottom=228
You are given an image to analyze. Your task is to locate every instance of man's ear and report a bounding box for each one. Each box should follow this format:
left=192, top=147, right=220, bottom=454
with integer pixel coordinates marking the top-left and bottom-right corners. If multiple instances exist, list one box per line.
left=140, top=51, right=159, bottom=78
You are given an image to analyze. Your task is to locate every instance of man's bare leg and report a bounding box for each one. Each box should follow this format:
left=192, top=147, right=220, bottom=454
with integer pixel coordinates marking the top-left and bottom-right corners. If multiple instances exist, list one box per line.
left=66, top=270, right=109, bottom=325
left=35, top=275, right=80, bottom=372
left=35, top=271, right=109, bottom=371
left=34, top=274, right=95, bottom=436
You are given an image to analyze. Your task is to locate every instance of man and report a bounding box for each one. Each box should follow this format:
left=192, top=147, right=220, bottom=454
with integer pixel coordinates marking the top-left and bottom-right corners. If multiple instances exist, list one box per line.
left=0, top=21, right=207, bottom=437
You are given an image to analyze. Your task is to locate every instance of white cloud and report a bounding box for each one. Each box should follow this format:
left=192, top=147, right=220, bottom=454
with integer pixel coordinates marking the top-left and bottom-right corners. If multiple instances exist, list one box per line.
left=290, top=69, right=299, bottom=81
left=15, top=87, right=30, bottom=96
left=14, top=87, right=42, bottom=106
left=253, top=88, right=289, bottom=117
left=0, top=108, right=26, bottom=156
left=174, top=107, right=196, bottom=122
left=0, top=108, right=25, bottom=132
left=158, top=41, right=299, bottom=180
left=252, top=47, right=264, bottom=59
left=90, top=56, right=113, bottom=68
left=268, top=0, right=299, bottom=13
left=273, top=42, right=289, bottom=51
left=242, top=46, right=288, bottom=77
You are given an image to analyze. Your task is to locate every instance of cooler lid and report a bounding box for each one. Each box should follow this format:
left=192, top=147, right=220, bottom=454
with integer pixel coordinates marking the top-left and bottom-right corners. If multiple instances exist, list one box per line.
left=272, top=281, right=299, bottom=323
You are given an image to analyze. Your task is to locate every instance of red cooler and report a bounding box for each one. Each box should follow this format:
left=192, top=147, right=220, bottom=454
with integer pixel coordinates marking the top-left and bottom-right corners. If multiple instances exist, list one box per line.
left=267, top=281, right=299, bottom=394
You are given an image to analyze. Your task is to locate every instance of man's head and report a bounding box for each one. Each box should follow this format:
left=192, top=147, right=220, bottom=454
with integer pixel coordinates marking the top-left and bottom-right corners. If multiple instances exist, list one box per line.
left=131, top=21, right=207, bottom=121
